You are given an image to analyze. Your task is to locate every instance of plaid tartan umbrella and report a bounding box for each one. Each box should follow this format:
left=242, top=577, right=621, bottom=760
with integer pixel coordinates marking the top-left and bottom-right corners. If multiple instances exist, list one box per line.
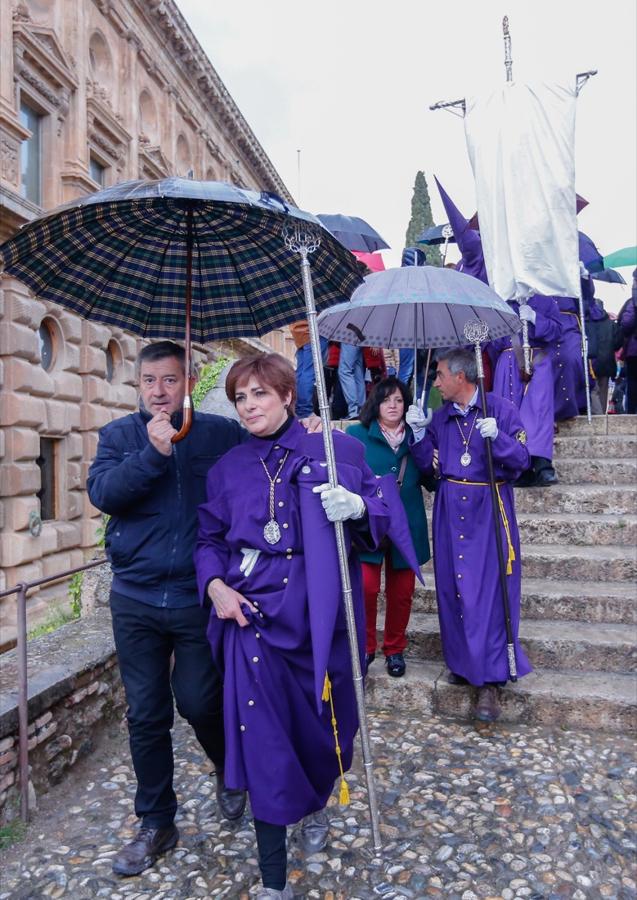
left=0, top=178, right=362, bottom=343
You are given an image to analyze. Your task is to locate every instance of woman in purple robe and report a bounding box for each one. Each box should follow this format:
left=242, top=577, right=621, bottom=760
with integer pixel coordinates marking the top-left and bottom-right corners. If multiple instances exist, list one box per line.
left=407, top=349, right=532, bottom=724
left=492, top=295, right=563, bottom=486
left=195, top=353, right=417, bottom=899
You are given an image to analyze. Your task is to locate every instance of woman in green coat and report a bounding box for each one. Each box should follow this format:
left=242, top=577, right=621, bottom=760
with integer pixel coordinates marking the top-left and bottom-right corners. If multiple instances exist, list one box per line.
left=347, top=376, right=432, bottom=677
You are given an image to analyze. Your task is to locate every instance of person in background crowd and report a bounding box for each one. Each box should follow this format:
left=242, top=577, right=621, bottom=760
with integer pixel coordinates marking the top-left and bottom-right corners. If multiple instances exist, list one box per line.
left=397, top=247, right=428, bottom=394
left=588, top=298, right=623, bottom=412
left=407, top=349, right=532, bottom=723
left=87, top=341, right=247, bottom=877
left=363, top=346, right=387, bottom=396
left=347, top=377, right=432, bottom=678
left=492, top=296, right=563, bottom=486
left=289, top=320, right=328, bottom=419
left=553, top=267, right=596, bottom=419
left=322, top=341, right=348, bottom=420
left=618, top=269, right=637, bottom=414
left=195, top=353, right=418, bottom=900
left=338, top=339, right=366, bottom=419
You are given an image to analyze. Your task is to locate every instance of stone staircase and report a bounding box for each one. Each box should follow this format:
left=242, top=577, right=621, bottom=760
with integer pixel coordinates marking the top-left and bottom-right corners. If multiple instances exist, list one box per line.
left=366, top=415, right=637, bottom=733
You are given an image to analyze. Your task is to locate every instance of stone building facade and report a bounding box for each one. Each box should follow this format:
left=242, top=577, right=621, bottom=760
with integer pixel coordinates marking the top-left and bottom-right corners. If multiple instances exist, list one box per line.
left=0, top=0, right=296, bottom=646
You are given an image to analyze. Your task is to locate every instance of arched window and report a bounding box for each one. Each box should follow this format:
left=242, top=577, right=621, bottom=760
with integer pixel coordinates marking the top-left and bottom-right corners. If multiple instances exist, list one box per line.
left=105, top=339, right=122, bottom=383
left=38, top=317, right=61, bottom=371
left=176, top=134, right=192, bottom=177
left=88, top=31, right=113, bottom=87
left=139, top=89, right=158, bottom=143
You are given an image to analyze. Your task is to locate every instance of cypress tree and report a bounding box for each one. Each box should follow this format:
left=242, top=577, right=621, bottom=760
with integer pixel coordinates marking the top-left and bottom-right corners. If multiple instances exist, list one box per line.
left=404, top=171, right=442, bottom=267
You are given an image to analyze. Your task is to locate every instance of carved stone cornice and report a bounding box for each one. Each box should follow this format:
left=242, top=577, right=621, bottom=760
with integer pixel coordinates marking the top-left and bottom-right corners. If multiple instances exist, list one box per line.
left=60, top=166, right=101, bottom=197
left=86, top=94, right=131, bottom=171
left=127, top=0, right=292, bottom=200
left=138, top=145, right=171, bottom=180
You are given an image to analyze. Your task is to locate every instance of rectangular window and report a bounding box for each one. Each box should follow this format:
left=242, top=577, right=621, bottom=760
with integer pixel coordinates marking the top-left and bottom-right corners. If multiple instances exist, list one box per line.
left=20, top=101, right=42, bottom=205
left=89, top=156, right=105, bottom=187
left=37, top=438, right=59, bottom=521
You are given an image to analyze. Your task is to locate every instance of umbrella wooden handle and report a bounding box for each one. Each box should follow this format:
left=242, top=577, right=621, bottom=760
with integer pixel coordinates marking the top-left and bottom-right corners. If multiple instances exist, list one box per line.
left=171, top=394, right=192, bottom=443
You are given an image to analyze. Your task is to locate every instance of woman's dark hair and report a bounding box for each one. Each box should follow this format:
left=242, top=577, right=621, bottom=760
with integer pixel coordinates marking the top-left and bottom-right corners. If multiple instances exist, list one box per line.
left=225, top=352, right=297, bottom=411
left=359, top=376, right=412, bottom=427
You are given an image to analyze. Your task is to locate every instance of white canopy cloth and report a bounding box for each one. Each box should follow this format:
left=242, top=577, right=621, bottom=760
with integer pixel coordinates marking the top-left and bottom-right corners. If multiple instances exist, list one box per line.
left=464, top=81, right=580, bottom=301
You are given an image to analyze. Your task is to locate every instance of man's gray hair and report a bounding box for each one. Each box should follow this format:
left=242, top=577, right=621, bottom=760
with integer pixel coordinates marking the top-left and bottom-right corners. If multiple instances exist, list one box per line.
left=436, top=348, right=478, bottom=384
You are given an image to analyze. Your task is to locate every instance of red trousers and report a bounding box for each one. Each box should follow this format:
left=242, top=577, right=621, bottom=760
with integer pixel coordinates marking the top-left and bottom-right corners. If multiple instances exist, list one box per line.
left=362, top=556, right=416, bottom=656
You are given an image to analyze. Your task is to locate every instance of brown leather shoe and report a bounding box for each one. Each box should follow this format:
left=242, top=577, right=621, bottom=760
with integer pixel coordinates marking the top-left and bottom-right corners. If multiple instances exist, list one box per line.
left=112, top=824, right=179, bottom=876
left=216, top=771, right=247, bottom=821
left=475, top=685, right=501, bottom=722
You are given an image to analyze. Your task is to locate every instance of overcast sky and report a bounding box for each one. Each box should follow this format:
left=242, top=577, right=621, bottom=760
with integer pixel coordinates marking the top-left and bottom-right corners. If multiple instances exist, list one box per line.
left=176, top=0, right=635, bottom=312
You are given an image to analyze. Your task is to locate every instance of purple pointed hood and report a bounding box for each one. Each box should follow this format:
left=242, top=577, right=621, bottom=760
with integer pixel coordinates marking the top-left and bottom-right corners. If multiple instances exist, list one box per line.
left=435, top=176, right=488, bottom=284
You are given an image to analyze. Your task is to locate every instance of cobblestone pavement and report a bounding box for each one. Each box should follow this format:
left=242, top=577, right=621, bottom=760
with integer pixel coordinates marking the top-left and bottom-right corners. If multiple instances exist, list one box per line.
left=1, top=711, right=636, bottom=900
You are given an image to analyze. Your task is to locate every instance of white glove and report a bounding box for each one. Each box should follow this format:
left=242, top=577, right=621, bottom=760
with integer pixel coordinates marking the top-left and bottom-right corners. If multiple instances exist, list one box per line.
left=477, top=417, right=498, bottom=440
left=406, top=403, right=433, bottom=435
left=312, top=483, right=366, bottom=522
left=579, top=260, right=590, bottom=280
left=519, top=304, right=536, bottom=325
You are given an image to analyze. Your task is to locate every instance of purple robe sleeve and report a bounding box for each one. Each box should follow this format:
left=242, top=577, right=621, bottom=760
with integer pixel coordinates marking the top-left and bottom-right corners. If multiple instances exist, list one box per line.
left=195, top=466, right=231, bottom=605
left=528, top=296, right=563, bottom=345
left=486, top=399, right=530, bottom=479
left=408, top=421, right=437, bottom=475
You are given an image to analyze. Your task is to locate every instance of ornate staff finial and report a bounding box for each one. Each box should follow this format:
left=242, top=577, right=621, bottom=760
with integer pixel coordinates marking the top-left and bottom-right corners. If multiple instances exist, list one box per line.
left=463, top=319, right=490, bottom=345
left=282, top=221, right=322, bottom=256
left=464, top=320, right=489, bottom=380
left=503, top=15, right=513, bottom=83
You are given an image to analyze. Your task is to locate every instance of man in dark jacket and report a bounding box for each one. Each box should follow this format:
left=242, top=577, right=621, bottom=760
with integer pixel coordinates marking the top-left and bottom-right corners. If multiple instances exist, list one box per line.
left=87, top=341, right=247, bottom=876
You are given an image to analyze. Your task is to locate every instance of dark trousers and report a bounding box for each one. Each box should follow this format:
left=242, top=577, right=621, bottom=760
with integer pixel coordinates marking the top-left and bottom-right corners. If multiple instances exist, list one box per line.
left=110, top=591, right=224, bottom=828
left=254, top=818, right=287, bottom=890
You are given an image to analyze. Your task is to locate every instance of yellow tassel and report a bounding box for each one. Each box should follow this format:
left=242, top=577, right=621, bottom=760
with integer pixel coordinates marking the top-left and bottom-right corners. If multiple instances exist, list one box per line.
left=324, top=672, right=350, bottom=806
left=496, top=483, right=516, bottom=575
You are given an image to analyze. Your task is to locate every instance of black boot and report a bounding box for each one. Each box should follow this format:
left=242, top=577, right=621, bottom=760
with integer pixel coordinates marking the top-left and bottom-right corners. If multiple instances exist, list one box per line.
left=216, top=771, right=247, bottom=821
left=530, top=456, right=558, bottom=486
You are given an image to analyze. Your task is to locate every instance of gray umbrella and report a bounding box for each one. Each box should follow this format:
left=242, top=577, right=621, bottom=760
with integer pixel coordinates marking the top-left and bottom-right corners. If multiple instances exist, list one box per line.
left=316, top=265, right=521, bottom=349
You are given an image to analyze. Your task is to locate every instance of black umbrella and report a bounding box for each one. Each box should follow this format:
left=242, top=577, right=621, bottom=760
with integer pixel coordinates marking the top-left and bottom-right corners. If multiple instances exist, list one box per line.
left=0, top=178, right=361, bottom=440
left=316, top=213, right=389, bottom=253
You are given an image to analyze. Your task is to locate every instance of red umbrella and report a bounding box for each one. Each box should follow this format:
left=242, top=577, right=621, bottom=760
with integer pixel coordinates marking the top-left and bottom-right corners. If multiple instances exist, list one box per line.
left=352, top=250, right=385, bottom=272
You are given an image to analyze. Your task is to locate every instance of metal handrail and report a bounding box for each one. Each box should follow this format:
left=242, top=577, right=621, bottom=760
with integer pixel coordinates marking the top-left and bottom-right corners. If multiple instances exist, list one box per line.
left=1, top=557, right=109, bottom=821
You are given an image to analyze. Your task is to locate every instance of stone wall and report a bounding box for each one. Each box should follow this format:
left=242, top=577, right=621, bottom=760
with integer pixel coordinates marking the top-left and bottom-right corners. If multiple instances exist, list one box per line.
left=0, top=0, right=294, bottom=643
left=0, top=606, right=123, bottom=824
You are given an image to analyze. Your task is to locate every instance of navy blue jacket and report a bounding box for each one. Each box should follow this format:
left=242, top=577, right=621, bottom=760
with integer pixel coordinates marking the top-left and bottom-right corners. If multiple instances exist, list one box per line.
left=87, top=409, right=245, bottom=607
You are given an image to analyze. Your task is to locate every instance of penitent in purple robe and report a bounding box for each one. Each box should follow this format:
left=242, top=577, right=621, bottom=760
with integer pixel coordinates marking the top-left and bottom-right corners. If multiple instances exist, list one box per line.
left=195, top=419, right=419, bottom=826
left=410, top=393, right=532, bottom=686
left=492, top=295, right=563, bottom=461
left=435, top=176, right=489, bottom=284
left=553, top=296, right=587, bottom=419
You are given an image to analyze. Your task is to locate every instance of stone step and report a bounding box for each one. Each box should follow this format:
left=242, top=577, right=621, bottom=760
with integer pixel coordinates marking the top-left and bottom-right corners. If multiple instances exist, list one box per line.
left=520, top=543, right=637, bottom=582
left=556, top=414, right=637, bottom=435
left=514, top=484, right=637, bottom=516
left=553, top=434, right=637, bottom=458
left=517, top=512, right=637, bottom=546
left=410, top=578, right=637, bottom=625
left=365, top=660, right=637, bottom=733
left=403, top=614, right=636, bottom=674
left=554, top=457, right=637, bottom=485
